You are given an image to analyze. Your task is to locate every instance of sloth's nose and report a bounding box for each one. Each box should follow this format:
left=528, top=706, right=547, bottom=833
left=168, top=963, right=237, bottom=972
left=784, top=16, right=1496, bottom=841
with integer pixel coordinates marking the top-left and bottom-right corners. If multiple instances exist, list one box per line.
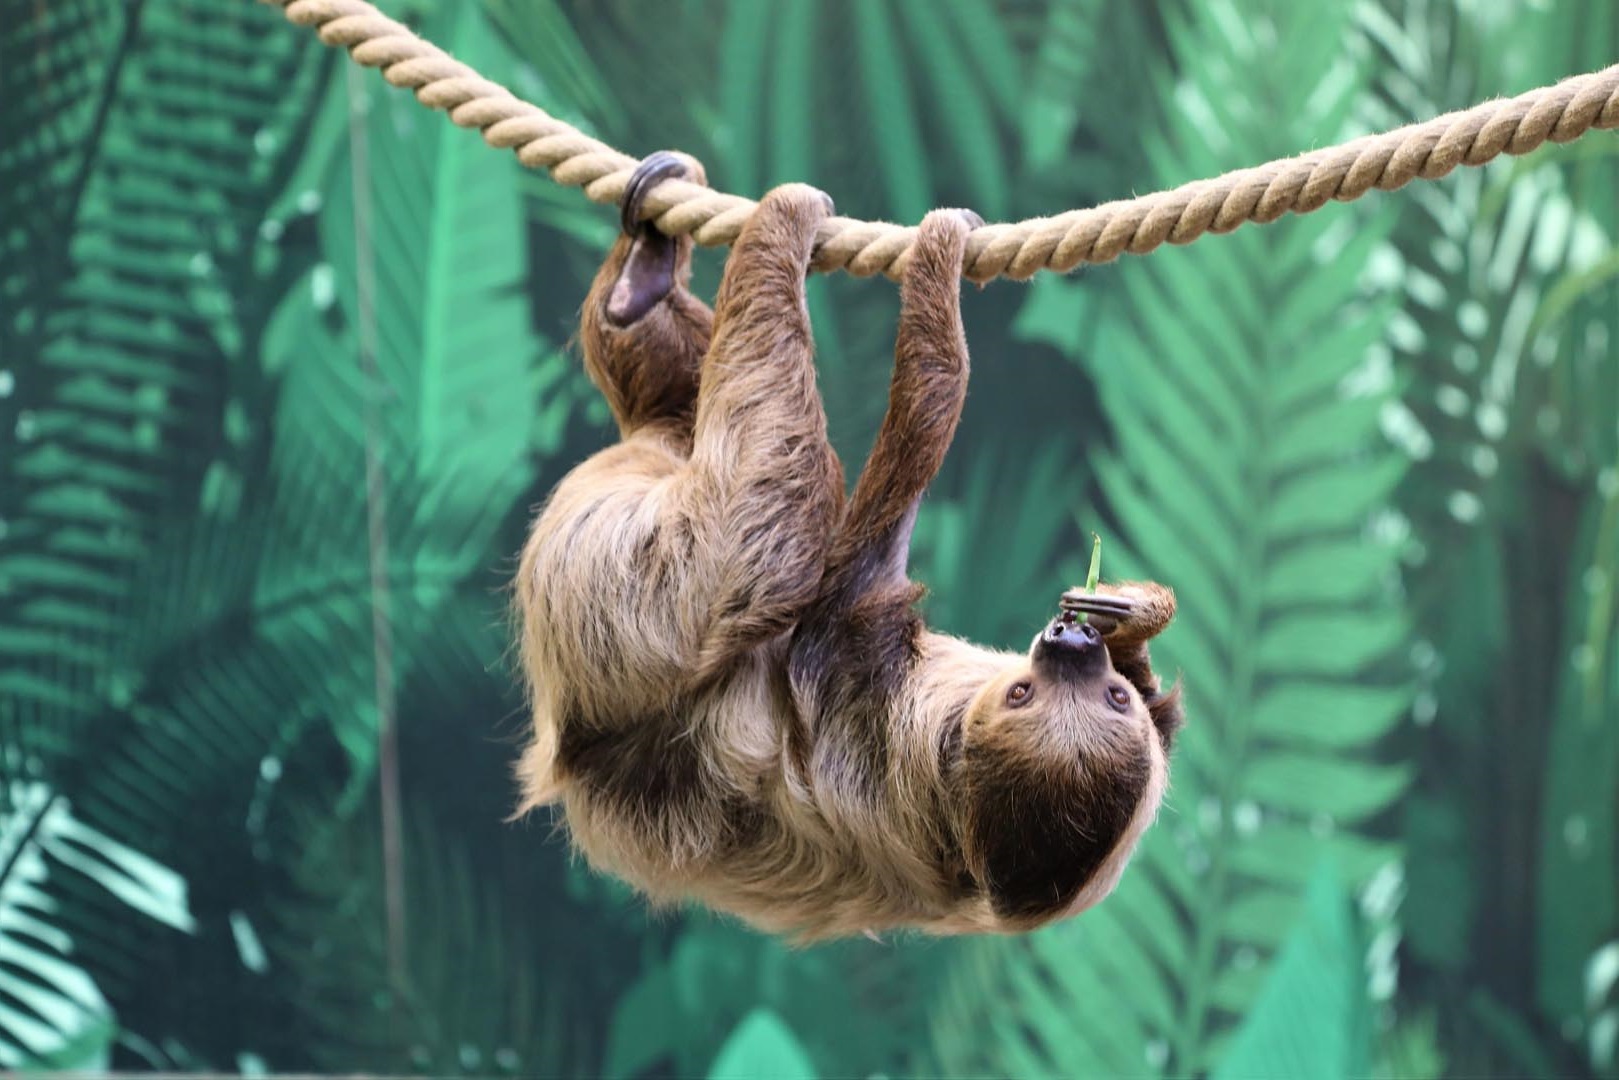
left=1043, top=618, right=1100, bottom=649
left=1033, top=616, right=1106, bottom=676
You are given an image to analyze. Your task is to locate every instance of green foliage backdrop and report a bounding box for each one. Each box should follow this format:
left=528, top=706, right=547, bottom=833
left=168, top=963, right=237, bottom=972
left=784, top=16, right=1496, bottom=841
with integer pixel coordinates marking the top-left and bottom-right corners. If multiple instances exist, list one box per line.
left=2, top=0, right=1616, bottom=1076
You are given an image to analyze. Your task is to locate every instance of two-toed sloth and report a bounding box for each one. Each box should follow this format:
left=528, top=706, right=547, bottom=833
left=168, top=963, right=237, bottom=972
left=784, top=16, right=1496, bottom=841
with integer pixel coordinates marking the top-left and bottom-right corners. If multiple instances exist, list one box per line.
left=513, top=152, right=1184, bottom=943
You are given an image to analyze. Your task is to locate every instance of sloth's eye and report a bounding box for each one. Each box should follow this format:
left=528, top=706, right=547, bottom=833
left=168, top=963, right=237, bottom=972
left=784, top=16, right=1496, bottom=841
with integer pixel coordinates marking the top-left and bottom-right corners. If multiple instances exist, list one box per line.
left=1107, top=684, right=1131, bottom=711
left=1006, top=681, right=1034, bottom=708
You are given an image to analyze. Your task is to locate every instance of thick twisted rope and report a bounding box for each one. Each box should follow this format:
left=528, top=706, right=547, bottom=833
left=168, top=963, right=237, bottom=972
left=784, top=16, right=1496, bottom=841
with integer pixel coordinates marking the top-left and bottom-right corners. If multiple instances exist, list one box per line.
left=267, top=0, right=1619, bottom=284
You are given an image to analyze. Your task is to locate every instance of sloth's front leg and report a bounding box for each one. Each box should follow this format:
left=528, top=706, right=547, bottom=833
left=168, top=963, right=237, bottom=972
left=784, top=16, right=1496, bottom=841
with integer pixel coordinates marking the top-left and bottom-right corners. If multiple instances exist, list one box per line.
left=824, top=208, right=981, bottom=590
left=1062, top=581, right=1184, bottom=745
left=579, top=151, right=714, bottom=439
left=677, top=183, right=845, bottom=677
left=1059, top=580, right=1176, bottom=646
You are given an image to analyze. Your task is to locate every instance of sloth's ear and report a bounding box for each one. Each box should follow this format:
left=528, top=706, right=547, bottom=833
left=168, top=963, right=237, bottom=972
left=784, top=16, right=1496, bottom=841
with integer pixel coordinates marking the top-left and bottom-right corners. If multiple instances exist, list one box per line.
left=1147, top=681, right=1185, bottom=751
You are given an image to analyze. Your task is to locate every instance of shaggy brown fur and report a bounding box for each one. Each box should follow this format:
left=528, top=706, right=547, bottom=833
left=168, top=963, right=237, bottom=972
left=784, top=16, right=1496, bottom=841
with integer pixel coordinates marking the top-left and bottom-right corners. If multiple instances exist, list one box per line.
left=513, top=153, right=1184, bottom=942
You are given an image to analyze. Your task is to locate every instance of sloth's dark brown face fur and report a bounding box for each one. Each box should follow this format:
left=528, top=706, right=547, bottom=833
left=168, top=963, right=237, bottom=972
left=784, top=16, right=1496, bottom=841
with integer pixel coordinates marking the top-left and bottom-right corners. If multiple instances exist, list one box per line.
left=954, top=617, right=1173, bottom=926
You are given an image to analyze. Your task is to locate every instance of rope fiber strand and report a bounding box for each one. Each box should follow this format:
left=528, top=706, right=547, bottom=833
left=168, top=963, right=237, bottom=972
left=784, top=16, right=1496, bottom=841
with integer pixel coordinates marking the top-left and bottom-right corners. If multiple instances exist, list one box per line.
left=267, top=0, right=1619, bottom=284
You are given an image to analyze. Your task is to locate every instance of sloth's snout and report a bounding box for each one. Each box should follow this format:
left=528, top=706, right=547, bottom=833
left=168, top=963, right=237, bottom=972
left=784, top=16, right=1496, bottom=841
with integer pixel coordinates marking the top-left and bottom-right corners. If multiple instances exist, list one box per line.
left=1044, top=617, right=1099, bottom=648
left=1034, top=617, right=1106, bottom=676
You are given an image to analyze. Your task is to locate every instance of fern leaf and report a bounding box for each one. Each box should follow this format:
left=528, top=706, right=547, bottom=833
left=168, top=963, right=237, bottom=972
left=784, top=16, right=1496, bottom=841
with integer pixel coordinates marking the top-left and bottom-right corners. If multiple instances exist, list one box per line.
left=1210, top=861, right=1372, bottom=1080
left=264, top=794, right=588, bottom=1077
left=893, top=0, right=1008, bottom=218
left=1018, top=0, right=1103, bottom=172
left=851, top=0, right=932, bottom=223
left=0, top=781, right=193, bottom=1068
left=0, top=0, right=327, bottom=767
left=706, top=1011, right=817, bottom=1080
left=1357, top=4, right=1619, bottom=1041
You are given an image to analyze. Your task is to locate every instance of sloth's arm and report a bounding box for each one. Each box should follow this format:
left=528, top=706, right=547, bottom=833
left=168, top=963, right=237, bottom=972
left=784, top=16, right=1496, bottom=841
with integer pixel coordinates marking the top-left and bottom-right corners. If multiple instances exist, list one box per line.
left=788, top=212, right=978, bottom=756
left=818, top=209, right=979, bottom=601
left=668, top=184, right=846, bottom=678
left=578, top=152, right=713, bottom=438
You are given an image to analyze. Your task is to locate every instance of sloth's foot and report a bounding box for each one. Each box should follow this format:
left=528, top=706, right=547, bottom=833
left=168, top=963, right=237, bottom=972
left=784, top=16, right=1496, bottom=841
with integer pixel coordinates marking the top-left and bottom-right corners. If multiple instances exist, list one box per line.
left=606, top=150, right=705, bottom=327
left=1059, top=580, right=1176, bottom=646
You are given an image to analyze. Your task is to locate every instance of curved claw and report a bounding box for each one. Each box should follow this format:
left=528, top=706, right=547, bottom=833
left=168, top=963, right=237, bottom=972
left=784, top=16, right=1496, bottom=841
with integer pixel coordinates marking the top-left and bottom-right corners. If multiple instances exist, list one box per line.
left=619, top=150, right=690, bottom=238
left=1058, top=591, right=1136, bottom=618
left=606, top=152, right=701, bottom=328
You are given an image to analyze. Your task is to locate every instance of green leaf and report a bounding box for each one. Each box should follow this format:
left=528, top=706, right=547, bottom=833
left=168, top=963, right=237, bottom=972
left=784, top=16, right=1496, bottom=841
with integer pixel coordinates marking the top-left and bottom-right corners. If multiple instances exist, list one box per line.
left=1250, top=683, right=1410, bottom=748
left=1019, top=0, right=1103, bottom=171
left=0, top=0, right=328, bottom=770
left=716, top=0, right=775, bottom=194
left=1261, top=539, right=1394, bottom=609
left=893, top=0, right=1007, bottom=218
left=1212, top=861, right=1371, bottom=1080
left=267, top=792, right=587, bottom=1078
left=1256, top=612, right=1408, bottom=679
left=1243, top=755, right=1413, bottom=823
left=1267, top=458, right=1406, bottom=535
left=707, top=1010, right=817, bottom=1080
left=940, top=0, right=1023, bottom=129
left=850, top=0, right=932, bottom=223
left=767, top=0, right=815, bottom=188
left=913, top=435, right=1089, bottom=647
left=1229, top=826, right=1398, bottom=888
left=0, top=782, right=193, bottom=1069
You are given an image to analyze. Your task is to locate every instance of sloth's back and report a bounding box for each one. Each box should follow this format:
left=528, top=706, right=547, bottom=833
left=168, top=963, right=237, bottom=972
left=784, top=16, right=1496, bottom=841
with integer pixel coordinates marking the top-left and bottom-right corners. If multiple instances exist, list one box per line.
left=513, top=433, right=795, bottom=885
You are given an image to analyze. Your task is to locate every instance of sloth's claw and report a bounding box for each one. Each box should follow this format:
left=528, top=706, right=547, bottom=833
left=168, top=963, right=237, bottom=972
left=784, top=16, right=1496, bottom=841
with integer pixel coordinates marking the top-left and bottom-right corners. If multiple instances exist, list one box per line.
left=1058, top=592, right=1135, bottom=618
left=619, top=150, right=689, bottom=238
left=607, top=152, right=698, bottom=327
left=1057, top=591, right=1135, bottom=636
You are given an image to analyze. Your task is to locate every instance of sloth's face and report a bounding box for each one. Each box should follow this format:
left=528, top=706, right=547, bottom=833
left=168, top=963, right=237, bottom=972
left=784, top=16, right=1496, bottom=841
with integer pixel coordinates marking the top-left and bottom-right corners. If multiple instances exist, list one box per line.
left=954, top=617, right=1171, bottom=927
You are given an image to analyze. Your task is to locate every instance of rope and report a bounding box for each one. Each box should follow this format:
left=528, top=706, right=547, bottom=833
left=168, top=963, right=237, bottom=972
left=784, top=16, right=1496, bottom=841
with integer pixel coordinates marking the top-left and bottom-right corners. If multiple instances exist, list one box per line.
left=266, top=0, right=1619, bottom=284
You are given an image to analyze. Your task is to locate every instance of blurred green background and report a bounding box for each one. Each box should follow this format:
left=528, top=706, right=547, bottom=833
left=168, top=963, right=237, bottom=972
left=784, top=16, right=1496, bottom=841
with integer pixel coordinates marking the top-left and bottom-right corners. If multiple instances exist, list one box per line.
left=3, top=0, right=1618, bottom=1076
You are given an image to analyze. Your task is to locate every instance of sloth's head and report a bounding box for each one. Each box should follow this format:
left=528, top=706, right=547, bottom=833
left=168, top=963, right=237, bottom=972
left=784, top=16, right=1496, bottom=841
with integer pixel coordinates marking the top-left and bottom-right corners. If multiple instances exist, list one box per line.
left=953, top=614, right=1182, bottom=929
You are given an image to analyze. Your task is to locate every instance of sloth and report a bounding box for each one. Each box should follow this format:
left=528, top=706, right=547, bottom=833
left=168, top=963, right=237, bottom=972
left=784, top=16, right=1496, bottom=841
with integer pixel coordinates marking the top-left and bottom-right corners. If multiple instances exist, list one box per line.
left=513, top=152, right=1184, bottom=942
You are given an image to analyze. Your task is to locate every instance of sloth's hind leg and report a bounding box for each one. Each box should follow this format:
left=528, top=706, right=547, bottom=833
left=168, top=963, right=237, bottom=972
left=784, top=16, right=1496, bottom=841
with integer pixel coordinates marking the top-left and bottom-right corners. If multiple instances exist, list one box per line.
left=579, top=152, right=714, bottom=439
left=675, top=184, right=844, bottom=677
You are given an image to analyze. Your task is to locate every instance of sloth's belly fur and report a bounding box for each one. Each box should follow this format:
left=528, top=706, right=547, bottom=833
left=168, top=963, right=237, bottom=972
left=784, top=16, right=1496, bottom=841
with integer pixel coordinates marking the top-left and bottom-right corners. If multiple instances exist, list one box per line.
left=512, top=446, right=1008, bottom=940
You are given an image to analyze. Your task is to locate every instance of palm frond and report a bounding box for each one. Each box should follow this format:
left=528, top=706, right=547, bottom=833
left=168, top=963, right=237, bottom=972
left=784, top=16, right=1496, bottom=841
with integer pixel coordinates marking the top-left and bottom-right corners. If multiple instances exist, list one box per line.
left=1210, top=861, right=1371, bottom=1080
left=1017, top=0, right=1103, bottom=173
left=6, top=6, right=573, bottom=1062
left=602, top=915, right=949, bottom=1080
left=0, top=0, right=329, bottom=771
left=705, top=1010, right=816, bottom=1080
left=0, top=780, right=193, bottom=1069
left=850, top=0, right=932, bottom=224
left=265, top=792, right=588, bottom=1077
left=892, top=0, right=1011, bottom=219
